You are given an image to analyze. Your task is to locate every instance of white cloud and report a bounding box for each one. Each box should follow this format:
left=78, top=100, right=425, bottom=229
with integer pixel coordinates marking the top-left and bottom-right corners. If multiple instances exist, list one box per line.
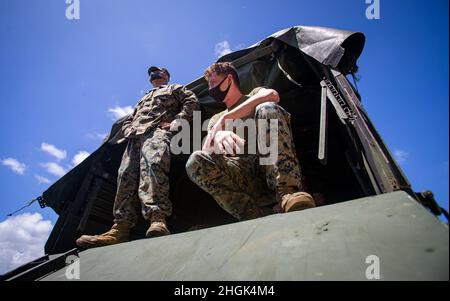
left=40, top=162, right=67, bottom=177
left=97, top=133, right=108, bottom=141
left=394, top=149, right=409, bottom=164
left=215, top=40, right=232, bottom=58
left=108, top=106, right=133, bottom=120
left=72, top=151, right=90, bottom=166
left=34, top=174, right=51, bottom=185
left=1, top=158, right=26, bottom=175
left=86, top=132, right=108, bottom=141
left=0, top=213, right=53, bottom=274
left=40, top=143, right=67, bottom=161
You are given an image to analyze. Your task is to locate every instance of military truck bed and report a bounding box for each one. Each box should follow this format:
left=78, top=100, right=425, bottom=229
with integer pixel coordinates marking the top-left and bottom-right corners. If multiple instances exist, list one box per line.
left=35, top=191, right=448, bottom=281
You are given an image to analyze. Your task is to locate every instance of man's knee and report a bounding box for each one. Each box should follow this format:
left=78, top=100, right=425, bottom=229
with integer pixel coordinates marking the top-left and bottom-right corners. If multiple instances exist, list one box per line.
left=185, top=150, right=209, bottom=181
left=255, top=102, right=288, bottom=119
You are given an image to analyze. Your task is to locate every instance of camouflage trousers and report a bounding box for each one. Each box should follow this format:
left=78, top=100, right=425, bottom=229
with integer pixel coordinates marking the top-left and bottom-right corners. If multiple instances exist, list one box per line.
left=186, top=102, right=303, bottom=221
left=113, top=127, right=172, bottom=227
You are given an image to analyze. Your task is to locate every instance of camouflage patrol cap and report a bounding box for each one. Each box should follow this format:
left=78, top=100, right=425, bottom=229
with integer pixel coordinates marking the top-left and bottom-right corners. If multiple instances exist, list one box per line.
left=148, top=66, right=170, bottom=78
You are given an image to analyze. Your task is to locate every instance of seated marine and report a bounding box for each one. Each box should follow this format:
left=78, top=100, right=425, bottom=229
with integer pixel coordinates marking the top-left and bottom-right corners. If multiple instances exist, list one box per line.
left=186, top=62, right=315, bottom=221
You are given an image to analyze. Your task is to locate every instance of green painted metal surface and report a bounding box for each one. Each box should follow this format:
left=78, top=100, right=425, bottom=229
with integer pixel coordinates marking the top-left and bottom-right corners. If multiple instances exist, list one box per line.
left=41, top=191, right=448, bottom=281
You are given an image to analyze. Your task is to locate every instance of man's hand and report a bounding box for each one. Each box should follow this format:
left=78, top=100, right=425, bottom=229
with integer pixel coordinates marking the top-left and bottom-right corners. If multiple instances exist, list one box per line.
left=203, top=130, right=245, bottom=155
left=169, top=119, right=183, bottom=131
left=203, top=115, right=226, bottom=149
left=160, top=119, right=183, bottom=131
left=160, top=121, right=171, bottom=129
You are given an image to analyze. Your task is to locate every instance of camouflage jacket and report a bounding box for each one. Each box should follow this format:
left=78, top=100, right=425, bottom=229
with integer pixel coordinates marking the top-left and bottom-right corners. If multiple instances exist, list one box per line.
left=207, top=87, right=263, bottom=154
left=207, top=87, right=262, bottom=131
left=122, top=84, right=199, bottom=138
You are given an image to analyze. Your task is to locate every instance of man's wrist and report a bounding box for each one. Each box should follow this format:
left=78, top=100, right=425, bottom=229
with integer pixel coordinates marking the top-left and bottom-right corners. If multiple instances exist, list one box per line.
left=222, top=112, right=231, bottom=121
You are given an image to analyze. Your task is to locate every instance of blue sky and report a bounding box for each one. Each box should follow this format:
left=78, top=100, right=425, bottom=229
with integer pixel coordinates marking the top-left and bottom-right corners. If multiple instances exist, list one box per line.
left=0, top=0, right=448, bottom=272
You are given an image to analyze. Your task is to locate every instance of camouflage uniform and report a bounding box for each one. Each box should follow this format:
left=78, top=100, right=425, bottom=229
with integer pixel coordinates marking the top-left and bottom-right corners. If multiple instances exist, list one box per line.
left=186, top=87, right=303, bottom=220
left=114, top=84, right=198, bottom=227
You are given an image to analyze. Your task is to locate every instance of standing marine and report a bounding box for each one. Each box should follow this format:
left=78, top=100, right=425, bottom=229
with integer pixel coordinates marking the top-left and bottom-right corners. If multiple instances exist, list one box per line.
left=76, top=66, right=199, bottom=248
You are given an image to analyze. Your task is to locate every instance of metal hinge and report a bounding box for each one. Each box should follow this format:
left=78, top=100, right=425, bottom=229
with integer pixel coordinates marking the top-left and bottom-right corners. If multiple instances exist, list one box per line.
left=416, top=190, right=449, bottom=222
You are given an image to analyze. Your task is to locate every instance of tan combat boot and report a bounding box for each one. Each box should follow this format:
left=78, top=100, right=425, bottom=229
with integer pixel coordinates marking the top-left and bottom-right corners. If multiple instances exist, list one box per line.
left=76, top=223, right=131, bottom=249
left=145, top=211, right=170, bottom=238
left=280, top=191, right=316, bottom=213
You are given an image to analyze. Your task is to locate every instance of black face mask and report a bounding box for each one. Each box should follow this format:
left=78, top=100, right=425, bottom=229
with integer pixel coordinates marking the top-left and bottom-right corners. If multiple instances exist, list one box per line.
left=150, top=71, right=165, bottom=82
left=209, top=76, right=231, bottom=102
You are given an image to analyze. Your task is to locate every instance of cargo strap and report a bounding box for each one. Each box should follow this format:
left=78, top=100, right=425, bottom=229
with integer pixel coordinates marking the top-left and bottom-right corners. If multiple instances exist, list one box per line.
left=276, top=58, right=303, bottom=88
left=6, top=196, right=44, bottom=217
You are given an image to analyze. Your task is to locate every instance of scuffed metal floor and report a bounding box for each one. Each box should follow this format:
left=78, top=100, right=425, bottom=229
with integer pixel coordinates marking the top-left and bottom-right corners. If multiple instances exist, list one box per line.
left=41, top=191, right=448, bottom=281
